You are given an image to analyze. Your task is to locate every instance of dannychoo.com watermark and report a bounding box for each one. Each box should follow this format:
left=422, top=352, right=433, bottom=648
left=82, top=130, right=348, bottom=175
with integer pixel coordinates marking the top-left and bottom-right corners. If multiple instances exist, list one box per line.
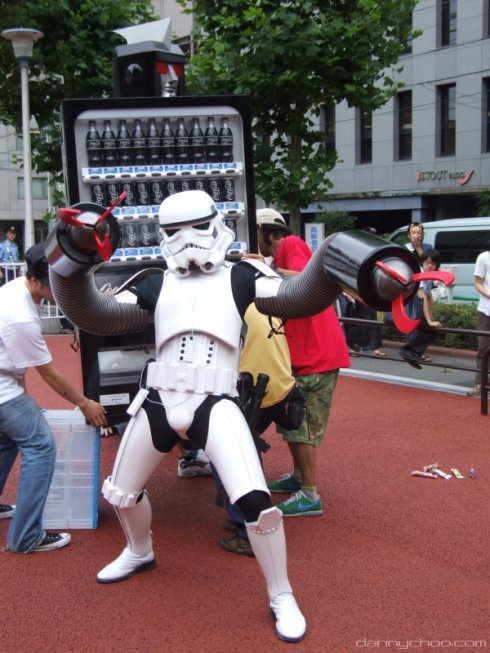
left=355, top=639, right=487, bottom=650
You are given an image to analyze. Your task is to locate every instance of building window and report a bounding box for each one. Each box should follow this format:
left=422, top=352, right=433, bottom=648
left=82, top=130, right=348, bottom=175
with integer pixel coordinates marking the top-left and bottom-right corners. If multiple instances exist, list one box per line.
left=439, top=0, right=457, bottom=47
left=357, top=108, right=372, bottom=164
left=484, top=78, right=490, bottom=152
left=396, top=91, right=412, bottom=160
left=322, top=104, right=336, bottom=155
left=401, top=11, right=413, bottom=54
left=438, top=84, right=456, bottom=157
left=17, top=177, right=48, bottom=200
left=486, top=0, right=490, bottom=38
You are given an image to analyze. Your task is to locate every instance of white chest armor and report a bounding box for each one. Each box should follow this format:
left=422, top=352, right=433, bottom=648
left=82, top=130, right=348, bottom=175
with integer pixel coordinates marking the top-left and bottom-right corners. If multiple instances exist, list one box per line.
left=146, top=263, right=243, bottom=408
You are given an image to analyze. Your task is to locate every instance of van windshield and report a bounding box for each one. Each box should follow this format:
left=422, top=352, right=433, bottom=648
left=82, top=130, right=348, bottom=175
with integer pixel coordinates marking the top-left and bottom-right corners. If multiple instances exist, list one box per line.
left=434, top=230, right=489, bottom=264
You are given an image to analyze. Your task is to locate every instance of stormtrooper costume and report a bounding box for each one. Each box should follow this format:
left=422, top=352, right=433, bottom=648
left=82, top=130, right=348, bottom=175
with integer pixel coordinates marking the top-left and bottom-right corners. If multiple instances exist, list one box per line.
left=46, top=189, right=442, bottom=644
left=96, top=191, right=305, bottom=642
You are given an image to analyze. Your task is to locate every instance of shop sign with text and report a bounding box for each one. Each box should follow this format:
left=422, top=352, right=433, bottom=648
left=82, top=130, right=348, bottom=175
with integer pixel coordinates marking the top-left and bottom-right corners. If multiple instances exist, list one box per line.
left=415, top=169, right=474, bottom=185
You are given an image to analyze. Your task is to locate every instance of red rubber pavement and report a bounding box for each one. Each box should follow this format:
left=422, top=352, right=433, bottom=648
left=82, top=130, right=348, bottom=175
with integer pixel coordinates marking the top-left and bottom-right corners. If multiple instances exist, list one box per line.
left=1, top=335, right=489, bottom=653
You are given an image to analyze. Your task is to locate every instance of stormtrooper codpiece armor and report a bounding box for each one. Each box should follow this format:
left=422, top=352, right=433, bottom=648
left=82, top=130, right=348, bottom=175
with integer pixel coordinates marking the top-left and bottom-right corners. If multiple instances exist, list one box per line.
left=45, top=189, right=436, bottom=644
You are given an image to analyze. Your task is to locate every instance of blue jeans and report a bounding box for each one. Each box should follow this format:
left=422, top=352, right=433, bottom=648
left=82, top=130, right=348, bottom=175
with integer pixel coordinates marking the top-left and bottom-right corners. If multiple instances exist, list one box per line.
left=0, top=393, right=56, bottom=552
left=211, top=463, right=248, bottom=539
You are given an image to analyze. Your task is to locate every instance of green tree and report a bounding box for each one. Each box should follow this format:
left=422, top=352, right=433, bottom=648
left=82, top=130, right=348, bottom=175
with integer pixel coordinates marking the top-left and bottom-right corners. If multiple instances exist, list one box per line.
left=179, top=0, right=419, bottom=231
left=313, top=210, right=357, bottom=237
left=475, top=189, right=490, bottom=217
left=0, top=0, right=156, bottom=183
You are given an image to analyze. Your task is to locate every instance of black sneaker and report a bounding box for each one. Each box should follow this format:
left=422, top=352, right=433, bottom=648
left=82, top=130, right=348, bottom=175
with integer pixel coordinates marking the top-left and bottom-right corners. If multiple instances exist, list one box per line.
left=0, top=503, right=15, bottom=519
left=220, top=534, right=254, bottom=557
left=33, top=531, right=71, bottom=552
left=398, top=348, right=422, bottom=370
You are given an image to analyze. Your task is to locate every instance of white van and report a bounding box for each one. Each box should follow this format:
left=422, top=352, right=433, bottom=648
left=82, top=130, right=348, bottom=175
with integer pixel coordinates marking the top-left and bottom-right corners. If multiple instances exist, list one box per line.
left=387, top=217, right=490, bottom=303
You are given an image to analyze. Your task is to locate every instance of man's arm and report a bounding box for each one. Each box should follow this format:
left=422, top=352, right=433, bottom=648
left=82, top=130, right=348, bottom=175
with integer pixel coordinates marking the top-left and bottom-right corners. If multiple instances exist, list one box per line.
left=34, top=361, right=107, bottom=427
left=422, top=292, right=440, bottom=328
left=475, top=275, right=490, bottom=299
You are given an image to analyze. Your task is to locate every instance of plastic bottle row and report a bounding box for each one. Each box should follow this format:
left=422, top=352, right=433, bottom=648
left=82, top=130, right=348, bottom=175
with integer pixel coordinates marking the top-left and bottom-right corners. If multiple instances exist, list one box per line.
left=111, top=214, right=240, bottom=258
left=116, top=216, right=240, bottom=248
left=85, top=115, right=235, bottom=168
left=90, top=176, right=236, bottom=207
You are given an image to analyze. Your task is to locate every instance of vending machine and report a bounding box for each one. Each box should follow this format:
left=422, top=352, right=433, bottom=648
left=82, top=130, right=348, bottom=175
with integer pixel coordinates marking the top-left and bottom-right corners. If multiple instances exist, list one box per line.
left=60, top=95, right=257, bottom=425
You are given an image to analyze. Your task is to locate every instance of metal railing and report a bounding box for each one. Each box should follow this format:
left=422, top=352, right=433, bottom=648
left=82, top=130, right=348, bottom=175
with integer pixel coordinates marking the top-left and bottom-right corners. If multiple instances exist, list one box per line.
left=1, top=261, right=25, bottom=281
left=339, top=316, right=490, bottom=415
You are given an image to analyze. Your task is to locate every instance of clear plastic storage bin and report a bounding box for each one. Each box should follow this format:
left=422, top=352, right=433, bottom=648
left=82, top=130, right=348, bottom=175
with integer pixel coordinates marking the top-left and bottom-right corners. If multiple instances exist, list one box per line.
left=42, top=410, right=100, bottom=529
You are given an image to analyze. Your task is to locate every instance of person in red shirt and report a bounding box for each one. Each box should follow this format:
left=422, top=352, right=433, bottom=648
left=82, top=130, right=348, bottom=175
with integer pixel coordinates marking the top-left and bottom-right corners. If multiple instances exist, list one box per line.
left=246, top=208, right=350, bottom=517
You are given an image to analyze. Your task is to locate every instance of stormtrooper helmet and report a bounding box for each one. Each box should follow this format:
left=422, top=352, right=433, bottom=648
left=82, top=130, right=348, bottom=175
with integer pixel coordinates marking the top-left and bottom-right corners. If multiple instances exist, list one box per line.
left=159, top=190, right=234, bottom=276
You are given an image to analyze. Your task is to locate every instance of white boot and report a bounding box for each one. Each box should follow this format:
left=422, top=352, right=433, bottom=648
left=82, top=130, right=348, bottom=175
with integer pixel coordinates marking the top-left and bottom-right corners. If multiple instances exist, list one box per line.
left=96, top=546, right=155, bottom=583
left=269, top=592, right=306, bottom=642
left=246, top=506, right=306, bottom=642
left=97, top=497, right=155, bottom=583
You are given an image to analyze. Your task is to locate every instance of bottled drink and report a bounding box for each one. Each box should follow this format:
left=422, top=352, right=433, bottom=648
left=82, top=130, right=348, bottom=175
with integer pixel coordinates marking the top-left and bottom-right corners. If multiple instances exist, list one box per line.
left=139, top=220, right=152, bottom=247
left=90, top=183, right=106, bottom=206
left=146, top=118, right=161, bottom=166
left=135, top=180, right=150, bottom=206
left=218, top=116, right=234, bottom=163
left=225, top=218, right=237, bottom=240
left=193, top=178, right=207, bottom=192
left=204, top=116, right=219, bottom=164
left=121, top=220, right=138, bottom=249
left=221, top=177, right=235, bottom=202
left=189, top=116, right=205, bottom=165
left=116, top=119, right=132, bottom=167
left=164, top=179, right=178, bottom=197
left=86, top=121, right=102, bottom=167
left=207, top=178, right=222, bottom=202
left=161, top=118, right=175, bottom=165
left=175, top=117, right=190, bottom=164
left=119, top=181, right=135, bottom=207
left=106, top=181, right=119, bottom=205
left=101, top=120, right=117, bottom=167
left=149, top=180, right=165, bottom=205
left=179, top=178, right=192, bottom=193
left=132, top=119, right=146, bottom=166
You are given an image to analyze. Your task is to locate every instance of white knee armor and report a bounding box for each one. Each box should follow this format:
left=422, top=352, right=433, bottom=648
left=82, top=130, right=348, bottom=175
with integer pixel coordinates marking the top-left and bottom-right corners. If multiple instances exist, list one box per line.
left=101, top=477, right=141, bottom=509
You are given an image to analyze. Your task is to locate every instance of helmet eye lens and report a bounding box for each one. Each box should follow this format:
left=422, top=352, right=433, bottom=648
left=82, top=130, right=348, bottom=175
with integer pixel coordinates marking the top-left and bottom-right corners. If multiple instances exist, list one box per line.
left=194, top=221, right=210, bottom=231
left=164, top=227, right=180, bottom=238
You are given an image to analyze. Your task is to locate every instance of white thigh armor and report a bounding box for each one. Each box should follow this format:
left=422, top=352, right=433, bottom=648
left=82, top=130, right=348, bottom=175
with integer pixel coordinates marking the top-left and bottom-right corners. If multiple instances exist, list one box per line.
left=102, top=409, right=165, bottom=506
left=204, top=399, right=269, bottom=505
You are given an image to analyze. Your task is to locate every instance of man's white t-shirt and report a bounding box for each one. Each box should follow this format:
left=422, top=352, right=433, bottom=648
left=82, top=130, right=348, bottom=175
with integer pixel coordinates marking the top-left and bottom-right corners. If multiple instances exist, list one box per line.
left=474, top=250, right=490, bottom=317
left=0, top=277, right=52, bottom=404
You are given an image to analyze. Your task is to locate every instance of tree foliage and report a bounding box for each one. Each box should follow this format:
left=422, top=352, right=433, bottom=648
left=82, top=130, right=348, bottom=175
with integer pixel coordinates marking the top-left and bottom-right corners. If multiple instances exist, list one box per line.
left=179, top=0, right=419, bottom=229
left=0, top=0, right=156, bottom=180
left=475, top=189, right=490, bottom=217
left=313, top=210, right=357, bottom=237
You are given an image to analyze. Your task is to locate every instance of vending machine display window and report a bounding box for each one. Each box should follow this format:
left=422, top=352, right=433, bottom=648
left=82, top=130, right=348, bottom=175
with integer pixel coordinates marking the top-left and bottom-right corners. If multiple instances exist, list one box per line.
left=61, top=95, right=256, bottom=427
left=61, top=95, right=257, bottom=258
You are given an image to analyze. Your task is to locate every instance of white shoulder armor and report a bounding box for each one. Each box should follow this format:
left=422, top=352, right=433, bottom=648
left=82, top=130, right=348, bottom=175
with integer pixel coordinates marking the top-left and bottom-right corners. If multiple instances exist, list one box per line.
left=243, top=259, right=283, bottom=299
left=243, top=259, right=282, bottom=279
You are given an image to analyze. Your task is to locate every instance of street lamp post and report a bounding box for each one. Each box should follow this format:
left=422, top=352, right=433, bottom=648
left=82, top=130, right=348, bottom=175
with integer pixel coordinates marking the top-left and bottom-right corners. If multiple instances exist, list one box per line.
left=1, top=27, right=44, bottom=252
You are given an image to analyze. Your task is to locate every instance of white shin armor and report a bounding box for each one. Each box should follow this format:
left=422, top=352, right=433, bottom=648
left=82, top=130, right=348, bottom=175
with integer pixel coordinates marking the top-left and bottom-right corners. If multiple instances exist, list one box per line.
left=246, top=507, right=293, bottom=600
